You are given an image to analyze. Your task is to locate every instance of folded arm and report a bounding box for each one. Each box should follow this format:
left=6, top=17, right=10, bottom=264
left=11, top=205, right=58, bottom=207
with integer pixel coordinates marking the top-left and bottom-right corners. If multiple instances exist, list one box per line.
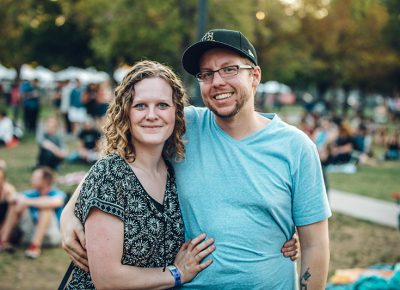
left=86, top=208, right=214, bottom=290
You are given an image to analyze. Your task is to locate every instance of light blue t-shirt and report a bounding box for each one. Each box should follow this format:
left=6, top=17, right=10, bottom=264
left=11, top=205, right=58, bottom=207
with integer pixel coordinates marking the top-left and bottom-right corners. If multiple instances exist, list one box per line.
left=173, top=106, right=331, bottom=289
left=23, top=188, right=66, bottom=224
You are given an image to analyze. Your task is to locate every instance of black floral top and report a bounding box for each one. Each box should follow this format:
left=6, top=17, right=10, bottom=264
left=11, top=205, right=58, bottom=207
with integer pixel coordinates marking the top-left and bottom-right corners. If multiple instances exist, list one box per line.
left=66, top=154, right=185, bottom=290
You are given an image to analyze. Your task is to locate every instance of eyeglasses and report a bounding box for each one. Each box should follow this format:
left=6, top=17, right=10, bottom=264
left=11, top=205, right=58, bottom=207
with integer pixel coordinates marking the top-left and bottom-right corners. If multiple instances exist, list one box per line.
left=196, top=64, right=254, bottom=83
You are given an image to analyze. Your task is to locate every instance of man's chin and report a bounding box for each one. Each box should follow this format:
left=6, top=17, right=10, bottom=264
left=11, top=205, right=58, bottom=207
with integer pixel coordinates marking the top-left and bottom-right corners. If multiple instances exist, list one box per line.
left=211, top=107, right=239, bottom=120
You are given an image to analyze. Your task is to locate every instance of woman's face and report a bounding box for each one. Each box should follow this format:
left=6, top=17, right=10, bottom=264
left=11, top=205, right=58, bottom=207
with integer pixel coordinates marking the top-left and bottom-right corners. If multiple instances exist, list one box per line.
left=129, top=77, right=176, bottom=149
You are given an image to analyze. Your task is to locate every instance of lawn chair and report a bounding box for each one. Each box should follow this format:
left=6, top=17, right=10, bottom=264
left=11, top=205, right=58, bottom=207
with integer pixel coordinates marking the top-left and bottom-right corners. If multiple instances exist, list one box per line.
left=391, top=192, right=400, bottom=230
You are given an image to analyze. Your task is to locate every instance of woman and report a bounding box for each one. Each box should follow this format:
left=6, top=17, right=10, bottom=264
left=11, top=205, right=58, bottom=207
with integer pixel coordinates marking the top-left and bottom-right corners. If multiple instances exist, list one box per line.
left=66, top=61, right=215, bottom=289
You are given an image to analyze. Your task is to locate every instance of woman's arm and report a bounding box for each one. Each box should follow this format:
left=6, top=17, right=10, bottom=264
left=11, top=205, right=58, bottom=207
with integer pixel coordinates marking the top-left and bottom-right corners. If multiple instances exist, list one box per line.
left=86, top=208, right=214, bottom=290
left=60, top=181, right=89, bottom=271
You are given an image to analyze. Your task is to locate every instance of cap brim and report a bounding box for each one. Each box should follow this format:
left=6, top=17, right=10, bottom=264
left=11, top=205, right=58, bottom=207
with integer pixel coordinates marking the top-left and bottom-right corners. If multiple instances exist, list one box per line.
left=182, top=41, right=251, bottom=76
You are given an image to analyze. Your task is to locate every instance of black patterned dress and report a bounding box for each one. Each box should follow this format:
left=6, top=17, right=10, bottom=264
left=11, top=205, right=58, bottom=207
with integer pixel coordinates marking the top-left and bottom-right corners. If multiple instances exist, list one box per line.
left=66, top=154, right=185, bottom=289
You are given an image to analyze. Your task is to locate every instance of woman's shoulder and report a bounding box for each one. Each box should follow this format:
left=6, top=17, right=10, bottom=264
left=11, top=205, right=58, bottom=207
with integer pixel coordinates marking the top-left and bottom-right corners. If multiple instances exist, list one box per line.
left=89, top=154, right=128, bottom=176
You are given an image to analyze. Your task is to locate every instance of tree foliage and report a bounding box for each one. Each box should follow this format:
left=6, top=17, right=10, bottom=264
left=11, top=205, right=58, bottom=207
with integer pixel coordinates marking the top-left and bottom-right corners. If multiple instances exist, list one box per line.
left=0, top=0, right=399, bottom=95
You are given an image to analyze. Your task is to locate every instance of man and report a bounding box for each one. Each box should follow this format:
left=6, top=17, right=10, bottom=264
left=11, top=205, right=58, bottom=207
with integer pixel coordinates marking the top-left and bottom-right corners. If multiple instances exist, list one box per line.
left=61, top=29, right=330, bottom=289
left=20, top=78, right=40, bottom=133
left=36, top=117, right=68, bottom=170
left=0, top=167, right=66, bottom=258
left=66, top=118, right=102, bottom=164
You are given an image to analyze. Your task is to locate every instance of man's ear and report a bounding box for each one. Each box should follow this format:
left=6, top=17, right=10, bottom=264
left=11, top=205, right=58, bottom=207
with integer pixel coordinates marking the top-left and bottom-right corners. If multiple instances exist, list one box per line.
left=252, top=66, right=262, bottom=88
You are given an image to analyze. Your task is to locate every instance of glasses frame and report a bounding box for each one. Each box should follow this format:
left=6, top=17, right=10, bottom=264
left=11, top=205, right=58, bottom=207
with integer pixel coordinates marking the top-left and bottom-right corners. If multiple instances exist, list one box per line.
left=196, top=64, right=254, bottom=83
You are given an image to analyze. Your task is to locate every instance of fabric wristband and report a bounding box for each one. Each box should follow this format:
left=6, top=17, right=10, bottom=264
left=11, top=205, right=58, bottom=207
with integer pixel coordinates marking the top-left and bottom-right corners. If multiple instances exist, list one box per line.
left=167, top=265, right=182, bottom=287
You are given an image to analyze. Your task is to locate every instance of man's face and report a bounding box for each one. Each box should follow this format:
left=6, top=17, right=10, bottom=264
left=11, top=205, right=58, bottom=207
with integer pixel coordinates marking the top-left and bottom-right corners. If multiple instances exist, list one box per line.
left=31, top=169, right=45, bottom=190
left=198, top=48, right=260, bottom=120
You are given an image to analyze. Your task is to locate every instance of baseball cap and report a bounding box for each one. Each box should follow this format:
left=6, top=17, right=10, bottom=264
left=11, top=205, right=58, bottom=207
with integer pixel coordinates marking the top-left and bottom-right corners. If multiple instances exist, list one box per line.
left=182, top=29, right=258, bottom=76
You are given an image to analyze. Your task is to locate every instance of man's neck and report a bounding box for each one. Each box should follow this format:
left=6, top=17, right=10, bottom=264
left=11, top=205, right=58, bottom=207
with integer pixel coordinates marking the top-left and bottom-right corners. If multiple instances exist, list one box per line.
left=215, top=109, right=271, bottom=140
left=39, top=185, right=51, bottom=196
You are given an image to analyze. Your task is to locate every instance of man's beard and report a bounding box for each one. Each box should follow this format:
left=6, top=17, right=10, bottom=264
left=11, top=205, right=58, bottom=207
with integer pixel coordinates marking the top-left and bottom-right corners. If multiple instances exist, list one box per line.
left=205, top=92, right=248, bottom=120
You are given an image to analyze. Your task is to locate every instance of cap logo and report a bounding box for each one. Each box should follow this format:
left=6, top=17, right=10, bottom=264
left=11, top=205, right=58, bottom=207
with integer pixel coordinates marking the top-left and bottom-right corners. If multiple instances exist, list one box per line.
left=201, top=32, right=214, bottom=42
left=248, top=49, right=254, bottom=57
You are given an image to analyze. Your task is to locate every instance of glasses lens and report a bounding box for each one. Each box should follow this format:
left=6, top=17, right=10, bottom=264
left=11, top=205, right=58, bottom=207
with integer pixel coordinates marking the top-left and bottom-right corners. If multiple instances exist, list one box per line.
left=220, top=66, right=238, bottom=77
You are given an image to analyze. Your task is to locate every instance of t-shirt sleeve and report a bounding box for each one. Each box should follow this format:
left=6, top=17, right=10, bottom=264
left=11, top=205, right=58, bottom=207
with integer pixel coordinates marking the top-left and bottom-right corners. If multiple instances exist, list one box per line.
left=74, top=156, right=125, bottom=224
left=292, top=137, right=332, bottom=226
left=48, top=189, right=66, bottom=201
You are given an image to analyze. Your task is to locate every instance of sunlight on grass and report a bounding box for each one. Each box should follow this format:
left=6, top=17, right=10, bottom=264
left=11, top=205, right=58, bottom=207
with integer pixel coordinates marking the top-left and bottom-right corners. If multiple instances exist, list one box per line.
left=328, top=162, right=400, bottom=202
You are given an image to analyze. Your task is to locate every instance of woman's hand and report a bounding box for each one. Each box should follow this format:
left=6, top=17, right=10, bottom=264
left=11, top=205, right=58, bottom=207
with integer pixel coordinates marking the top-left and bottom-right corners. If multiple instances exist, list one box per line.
left=281, top=232, right=300, bottom=261
left=173, top=233, right=215, bottom=284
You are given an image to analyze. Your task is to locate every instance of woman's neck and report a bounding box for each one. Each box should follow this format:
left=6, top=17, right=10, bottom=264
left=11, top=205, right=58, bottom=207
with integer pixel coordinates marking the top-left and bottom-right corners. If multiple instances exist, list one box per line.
left=130, top=145, right=165, bottom=174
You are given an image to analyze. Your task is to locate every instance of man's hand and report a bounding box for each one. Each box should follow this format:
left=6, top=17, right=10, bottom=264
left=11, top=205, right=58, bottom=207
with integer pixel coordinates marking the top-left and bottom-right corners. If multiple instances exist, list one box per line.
left=281, top=232, right=300, bottom=261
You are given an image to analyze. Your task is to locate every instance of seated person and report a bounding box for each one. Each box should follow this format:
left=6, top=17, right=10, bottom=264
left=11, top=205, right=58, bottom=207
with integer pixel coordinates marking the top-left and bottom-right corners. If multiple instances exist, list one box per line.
left=36, top=117, right=68, bottom=170
left=0, top=167, right=66, bottom=258
left=323, top=121, right=355, bottom=166
left=67, top=118, right=102, bottom=164
left=0, top=110, right=17, bottom=147
left=384, top=131, right=400, bottom=160
left=0, top=161, right=17, bottom=229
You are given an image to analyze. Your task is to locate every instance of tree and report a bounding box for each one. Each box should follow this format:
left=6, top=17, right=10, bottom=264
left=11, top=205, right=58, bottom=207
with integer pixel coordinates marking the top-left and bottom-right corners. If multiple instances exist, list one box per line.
left=0, top=0, right=94, bottom=73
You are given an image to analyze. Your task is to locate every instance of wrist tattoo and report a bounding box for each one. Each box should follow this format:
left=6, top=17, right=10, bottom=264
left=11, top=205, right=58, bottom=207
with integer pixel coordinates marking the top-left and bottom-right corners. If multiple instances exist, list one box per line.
left=300, top=267, right=311, bottom=290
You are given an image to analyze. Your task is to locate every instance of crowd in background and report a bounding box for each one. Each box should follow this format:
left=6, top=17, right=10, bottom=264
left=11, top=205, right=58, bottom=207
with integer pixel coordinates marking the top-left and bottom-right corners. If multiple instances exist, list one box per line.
left=0, top=77, right=111, bottom=258
left=1, top=76, right=400, bottom=258
left=0, top=78, right=111, bottom=168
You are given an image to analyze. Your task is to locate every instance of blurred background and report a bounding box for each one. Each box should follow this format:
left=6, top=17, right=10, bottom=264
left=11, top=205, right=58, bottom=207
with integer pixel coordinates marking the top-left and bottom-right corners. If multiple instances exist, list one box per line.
left=0, top=0, right=399, bottom=289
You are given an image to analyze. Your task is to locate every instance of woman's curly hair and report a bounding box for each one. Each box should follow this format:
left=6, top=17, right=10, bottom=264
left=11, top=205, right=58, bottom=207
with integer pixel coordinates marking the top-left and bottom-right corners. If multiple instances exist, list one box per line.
left=102, top=60, right=188, bottom=162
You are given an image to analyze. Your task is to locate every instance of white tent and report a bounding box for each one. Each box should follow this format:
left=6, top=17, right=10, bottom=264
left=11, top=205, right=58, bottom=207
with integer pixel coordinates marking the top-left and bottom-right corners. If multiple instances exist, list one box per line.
left=55, top=66, right=110, bottom=84
left=258, top=80, right=292, bottom=94
left=113, top=66, right=131, bottom=83
left=0, top=64, right=17, bottom=80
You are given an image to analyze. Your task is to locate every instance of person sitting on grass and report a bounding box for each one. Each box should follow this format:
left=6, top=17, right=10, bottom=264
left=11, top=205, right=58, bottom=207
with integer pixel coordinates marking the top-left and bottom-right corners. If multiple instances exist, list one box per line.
left=0, top=110, right=19, bottom=148
left=36, top=117, right=68, bottom=171
left=0, top=161, right=17, bottom=231
left=66, top=118, right=102, bottom=164
left=0, top=167, right=66, bottom=259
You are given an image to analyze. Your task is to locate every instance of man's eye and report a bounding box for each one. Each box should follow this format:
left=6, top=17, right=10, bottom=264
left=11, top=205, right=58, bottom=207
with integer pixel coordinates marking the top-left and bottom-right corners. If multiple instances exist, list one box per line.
left=223, top=66, right=236, bottom=73
left=201, top=72, right=213, bottom=79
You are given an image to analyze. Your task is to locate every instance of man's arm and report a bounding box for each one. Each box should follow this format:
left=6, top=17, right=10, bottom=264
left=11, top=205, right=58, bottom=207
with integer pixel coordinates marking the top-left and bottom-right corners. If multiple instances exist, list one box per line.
left=60, top=180, right=89, bottom=271
left=41, top=140, right=68, bottom=159
left=297, top=220, right=329, bottom=290
left=19, top=195, right=64, bottom=208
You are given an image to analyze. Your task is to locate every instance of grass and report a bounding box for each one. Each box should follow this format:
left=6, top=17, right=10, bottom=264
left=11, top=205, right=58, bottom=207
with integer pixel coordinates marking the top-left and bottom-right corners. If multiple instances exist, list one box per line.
left=328, top=161, right=400, bottom=202
left=0, top=104, right=399, bottom=289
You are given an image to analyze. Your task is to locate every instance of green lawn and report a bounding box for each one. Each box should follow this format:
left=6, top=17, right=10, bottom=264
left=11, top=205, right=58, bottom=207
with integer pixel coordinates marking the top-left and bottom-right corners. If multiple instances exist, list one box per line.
left=328, top=162, right=400, bottom=202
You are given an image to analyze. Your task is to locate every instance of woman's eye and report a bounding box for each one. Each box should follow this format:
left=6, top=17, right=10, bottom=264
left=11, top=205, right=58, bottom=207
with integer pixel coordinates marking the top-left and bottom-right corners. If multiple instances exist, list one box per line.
left=133, top=103, right=146, bottom=110
left=158, top=103, right=170, bottom=109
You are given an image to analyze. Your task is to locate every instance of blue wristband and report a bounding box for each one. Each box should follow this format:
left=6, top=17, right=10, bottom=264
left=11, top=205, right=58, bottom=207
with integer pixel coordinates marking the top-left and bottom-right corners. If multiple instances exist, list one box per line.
left=167, top=265, right=182, bottom=287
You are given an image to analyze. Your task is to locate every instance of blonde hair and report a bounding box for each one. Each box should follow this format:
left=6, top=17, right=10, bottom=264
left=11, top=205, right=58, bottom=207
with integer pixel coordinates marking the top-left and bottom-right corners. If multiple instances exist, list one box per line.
left=102, top=60, right=188, bottom=162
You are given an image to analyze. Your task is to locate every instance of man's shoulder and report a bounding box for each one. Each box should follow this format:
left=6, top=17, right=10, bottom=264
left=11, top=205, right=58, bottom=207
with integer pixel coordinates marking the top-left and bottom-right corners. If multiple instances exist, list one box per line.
left=23, top=189, right=39, bottom=198
left=48, top=188, right=66, bottom=199
left=184, top=106, right=210, bottom=125
left=184, top=105, right=208, bottom=115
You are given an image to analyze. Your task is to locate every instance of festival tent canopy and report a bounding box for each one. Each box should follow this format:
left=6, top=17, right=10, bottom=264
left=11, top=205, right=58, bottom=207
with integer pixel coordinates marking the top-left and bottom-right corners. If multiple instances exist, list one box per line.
left=0, top=64, right=17, bottom=80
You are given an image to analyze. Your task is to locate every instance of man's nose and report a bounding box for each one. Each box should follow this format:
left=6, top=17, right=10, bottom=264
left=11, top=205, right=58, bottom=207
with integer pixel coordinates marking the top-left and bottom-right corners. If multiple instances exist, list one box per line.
left=211, top=71, right=226, bottom=86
